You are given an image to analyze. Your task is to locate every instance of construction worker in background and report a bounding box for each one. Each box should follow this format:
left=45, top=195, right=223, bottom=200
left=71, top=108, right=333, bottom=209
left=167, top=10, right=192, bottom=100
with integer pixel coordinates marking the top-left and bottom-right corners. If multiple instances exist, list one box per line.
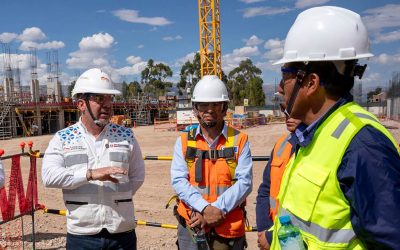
left=171, top=75, right=253, bottom=249
left=256, top=81, right=301, bottom=250
left=42, top=68, right=145, bottom=250
left=268, top=6, right=400, bottom=249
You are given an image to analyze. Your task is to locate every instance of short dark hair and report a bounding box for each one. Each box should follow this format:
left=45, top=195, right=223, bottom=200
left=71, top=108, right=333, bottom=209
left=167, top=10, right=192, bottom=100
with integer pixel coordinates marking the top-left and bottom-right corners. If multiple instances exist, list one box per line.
left=287, top=61, right=355, bottom=98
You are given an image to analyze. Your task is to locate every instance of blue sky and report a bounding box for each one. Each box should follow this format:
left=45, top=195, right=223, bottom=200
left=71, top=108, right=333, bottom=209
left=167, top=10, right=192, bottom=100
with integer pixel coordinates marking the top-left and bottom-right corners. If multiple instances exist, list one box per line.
left=0, top=0, right=399, bottom=93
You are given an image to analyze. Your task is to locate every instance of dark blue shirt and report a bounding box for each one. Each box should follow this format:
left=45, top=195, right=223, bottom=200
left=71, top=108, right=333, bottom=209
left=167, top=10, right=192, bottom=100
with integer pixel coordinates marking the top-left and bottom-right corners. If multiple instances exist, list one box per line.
left=256, top=95, right=400, bottom=248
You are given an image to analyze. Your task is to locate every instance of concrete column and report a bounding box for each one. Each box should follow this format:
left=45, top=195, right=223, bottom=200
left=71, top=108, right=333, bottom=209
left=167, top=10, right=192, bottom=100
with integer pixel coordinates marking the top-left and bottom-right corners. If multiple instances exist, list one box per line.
left=58, top=108, right=65, bottom=130
left=35, top=107, right=42, bottom=136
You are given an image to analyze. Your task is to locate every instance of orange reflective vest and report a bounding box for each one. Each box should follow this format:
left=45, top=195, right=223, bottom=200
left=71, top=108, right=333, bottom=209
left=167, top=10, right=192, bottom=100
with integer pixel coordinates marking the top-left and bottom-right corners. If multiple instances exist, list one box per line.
left=177, top=125, right=248, bottom=238
left=269, top=133, right=293, bottom=220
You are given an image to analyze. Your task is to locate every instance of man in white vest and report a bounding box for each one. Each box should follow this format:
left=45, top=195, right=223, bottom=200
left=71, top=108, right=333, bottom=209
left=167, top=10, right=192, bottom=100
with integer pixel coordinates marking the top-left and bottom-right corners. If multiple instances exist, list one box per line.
left=42, top=68, right=145, bottom=249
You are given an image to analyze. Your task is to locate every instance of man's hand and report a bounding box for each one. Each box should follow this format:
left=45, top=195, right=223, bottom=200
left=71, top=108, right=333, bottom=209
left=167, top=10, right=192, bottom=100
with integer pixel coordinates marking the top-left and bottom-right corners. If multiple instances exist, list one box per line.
left=257, top=231, right=270, bottom=250
left=88, top=167, right=127, bottom=183
left=188, top=212, right=206, bottom=229
left=202, top=205, right=225, bottom=227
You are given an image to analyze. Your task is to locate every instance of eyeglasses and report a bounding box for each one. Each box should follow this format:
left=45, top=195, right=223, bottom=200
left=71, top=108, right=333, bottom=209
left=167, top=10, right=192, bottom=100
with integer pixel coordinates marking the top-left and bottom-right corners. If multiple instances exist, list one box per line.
left=85, top=94, right=113, bottom=104
left=195, top=102, right=224, bottom=111
left=281, top=67, right=298, bottom=82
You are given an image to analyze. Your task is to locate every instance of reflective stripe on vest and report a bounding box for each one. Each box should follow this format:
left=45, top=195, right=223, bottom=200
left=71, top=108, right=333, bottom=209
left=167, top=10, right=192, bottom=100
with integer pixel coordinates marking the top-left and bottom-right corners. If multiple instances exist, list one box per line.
left=281, top=208, right=356, bottom=243
left=271, top=102, right=398, bottom=250
left=331, top=112, right=378, bottom=139
left=276, top=135, right=291, bottom=157
left=194, top=185, right=231, bottom=196
left=269, top=133, right=293, bottom=219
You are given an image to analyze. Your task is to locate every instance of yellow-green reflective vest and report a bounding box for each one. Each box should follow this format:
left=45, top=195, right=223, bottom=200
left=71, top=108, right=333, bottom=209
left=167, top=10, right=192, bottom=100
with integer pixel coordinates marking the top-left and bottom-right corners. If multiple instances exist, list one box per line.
left=270, top=102, right=399, bottom=250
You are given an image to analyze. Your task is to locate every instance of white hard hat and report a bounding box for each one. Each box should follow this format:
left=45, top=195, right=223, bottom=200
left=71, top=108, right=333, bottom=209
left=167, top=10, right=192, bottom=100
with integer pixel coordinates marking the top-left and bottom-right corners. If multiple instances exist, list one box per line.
left=274, top=6, right=373, bottom=65
left=191, top=75, right=229, bottom=102
left=71, top=68, right=121, bottom=98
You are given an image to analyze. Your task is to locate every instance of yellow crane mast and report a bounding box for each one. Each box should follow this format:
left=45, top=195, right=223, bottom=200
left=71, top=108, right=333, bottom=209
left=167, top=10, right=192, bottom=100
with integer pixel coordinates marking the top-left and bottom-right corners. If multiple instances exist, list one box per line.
left=198, top=0, right=222, bottom=79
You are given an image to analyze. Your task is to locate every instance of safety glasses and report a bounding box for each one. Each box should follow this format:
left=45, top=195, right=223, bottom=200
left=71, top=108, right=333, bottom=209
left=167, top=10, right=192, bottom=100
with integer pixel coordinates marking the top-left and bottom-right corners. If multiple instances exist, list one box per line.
left=195, top=102, right=224, bottom=112
left=281, top=67, right=298, bottom=82
left=85, top=93, right=113, bottom=104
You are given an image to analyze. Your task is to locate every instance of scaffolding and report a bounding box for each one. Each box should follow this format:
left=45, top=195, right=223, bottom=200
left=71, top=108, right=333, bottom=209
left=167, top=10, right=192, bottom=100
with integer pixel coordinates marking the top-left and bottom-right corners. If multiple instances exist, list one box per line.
left=0, top=100, right=13, bottom=139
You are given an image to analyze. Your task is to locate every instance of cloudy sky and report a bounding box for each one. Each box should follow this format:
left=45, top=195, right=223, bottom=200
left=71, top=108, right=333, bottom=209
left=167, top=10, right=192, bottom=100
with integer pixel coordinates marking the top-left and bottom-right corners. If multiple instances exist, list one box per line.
left=0, top=0, right=399, bottom=92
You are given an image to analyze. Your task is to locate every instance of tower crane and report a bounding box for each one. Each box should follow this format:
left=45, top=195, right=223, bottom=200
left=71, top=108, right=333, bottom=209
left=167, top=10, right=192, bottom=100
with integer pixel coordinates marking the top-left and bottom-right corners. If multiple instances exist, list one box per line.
left=198, top=0, right=222, bottom=79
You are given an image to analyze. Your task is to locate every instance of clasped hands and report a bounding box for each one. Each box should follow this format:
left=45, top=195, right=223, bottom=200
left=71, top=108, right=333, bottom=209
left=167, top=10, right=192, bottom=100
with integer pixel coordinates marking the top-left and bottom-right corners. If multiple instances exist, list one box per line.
left=188, top=205, right=225, bottom=229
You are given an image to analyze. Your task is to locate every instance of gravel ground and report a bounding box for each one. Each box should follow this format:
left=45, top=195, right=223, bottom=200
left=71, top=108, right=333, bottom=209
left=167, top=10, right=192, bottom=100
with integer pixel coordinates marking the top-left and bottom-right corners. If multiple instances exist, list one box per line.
left=0, top=119, right=398, bottom=249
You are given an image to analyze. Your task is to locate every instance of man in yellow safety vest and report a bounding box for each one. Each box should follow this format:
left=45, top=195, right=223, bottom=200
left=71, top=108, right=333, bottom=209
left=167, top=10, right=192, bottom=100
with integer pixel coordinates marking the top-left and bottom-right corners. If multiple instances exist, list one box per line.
left=269, top=6, right=400, bottom=249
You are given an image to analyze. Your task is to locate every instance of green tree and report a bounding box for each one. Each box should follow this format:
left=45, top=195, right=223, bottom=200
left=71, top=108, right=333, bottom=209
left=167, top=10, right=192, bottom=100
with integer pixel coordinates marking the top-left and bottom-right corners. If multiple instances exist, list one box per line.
left=179, top=53, right=201, bottom=96
left=227, top=59, right=265, bottom=106
left=126, top=81, right=142, bottom=100
left=116, top=81, right=128, bottom=101
left=67, top=80, right=76, bottom=97
left=141, top=59, right=173, bottom=97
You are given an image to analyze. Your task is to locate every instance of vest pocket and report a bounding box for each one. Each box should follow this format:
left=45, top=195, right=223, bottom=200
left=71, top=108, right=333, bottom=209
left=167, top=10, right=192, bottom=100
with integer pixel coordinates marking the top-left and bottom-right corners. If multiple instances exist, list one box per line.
left=65, top=153, right=88, bottom=168
left=284, top=164, right=330, bottom=221
left=109, top=151, right=129, bottom=167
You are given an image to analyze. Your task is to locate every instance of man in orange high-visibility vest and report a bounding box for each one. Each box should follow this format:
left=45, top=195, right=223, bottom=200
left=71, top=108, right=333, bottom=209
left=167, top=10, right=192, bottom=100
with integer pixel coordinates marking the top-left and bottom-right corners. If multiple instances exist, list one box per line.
left=171, top=75, right=253, bottom=250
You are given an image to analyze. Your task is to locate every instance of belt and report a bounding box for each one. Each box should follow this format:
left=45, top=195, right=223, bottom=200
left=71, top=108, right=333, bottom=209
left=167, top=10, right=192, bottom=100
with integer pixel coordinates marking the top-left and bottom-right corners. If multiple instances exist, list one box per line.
left=89, top=228, right=135, bottom=238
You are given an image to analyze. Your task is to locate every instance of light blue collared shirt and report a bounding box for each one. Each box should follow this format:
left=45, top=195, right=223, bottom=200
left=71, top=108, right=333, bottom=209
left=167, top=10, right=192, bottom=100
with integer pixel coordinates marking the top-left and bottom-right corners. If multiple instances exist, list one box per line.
left=170, top=123, right=253, bottom=214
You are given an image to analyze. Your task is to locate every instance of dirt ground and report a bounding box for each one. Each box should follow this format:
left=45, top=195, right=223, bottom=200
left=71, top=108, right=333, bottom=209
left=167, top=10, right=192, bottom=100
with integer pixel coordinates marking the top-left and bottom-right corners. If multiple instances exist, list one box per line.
left=0, top=119, right=399, bottom=249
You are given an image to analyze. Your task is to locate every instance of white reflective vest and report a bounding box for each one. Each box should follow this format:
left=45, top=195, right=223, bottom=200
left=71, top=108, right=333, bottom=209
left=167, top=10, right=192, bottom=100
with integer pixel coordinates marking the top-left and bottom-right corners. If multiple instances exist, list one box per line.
left=59, top=123, right=136, bottom=235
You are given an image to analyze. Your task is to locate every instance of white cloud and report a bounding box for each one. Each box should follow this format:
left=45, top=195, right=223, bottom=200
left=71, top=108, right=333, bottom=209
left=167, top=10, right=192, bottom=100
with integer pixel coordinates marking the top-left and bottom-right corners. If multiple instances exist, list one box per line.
left=0, top=32, right=18, bottom=43
left=240, top=0, right=265, bottom=3
left=222, top=46, right=260, bottom=72
left=79, top=33, right=114, bottom=50
left=126, top=55, right=142, bottom=65
left=66, top=33, right=115, bottom=69
left=295, top=0, right=331, bottom=9
left=163, top=35, right=183, bottom=41
left=112, top=9, right=172, bottom=26
left=372, top=30, right=400, bottom=43
left=255, top=61, right=280, bottom=72
left=115, top=61, right=147, bottom=76
left=18, top=27, right=46, bottom=41
left=0, top=27, right=65, bottom=52
left=361, top=72, right=382, bottom=87
left=244, top=35, right=264, bottom=46
left=174, top=52, right=196, bottom=67
left=242, top=6, right=291, bottom=18
left=0, top=52, right=45, bottom=86
left=19, top=40, right=65, bottom=51
left=372, top=53, right=400, bottom=64
left=362, top=4, right=400, bottom=33
left=137, top=44, right=144, bottom=49
left=263, top=38, right=284, bottom=60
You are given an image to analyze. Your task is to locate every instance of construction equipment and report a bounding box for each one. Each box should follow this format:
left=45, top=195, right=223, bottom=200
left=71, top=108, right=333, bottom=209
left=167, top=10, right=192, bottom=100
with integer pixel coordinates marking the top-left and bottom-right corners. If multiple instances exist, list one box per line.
left=198, top=0, right=222, bottom=78
left=15, top=108, right=31, bottom=137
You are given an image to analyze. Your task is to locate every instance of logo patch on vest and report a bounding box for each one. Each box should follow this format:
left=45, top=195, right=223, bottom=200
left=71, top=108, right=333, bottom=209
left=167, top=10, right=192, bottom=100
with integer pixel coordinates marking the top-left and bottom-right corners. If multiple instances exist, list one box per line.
left=108, top=143, right=129, bottom=149
left=221, top=146, right=239, bottom=153
left=63, top=145, right=86, bottom=152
